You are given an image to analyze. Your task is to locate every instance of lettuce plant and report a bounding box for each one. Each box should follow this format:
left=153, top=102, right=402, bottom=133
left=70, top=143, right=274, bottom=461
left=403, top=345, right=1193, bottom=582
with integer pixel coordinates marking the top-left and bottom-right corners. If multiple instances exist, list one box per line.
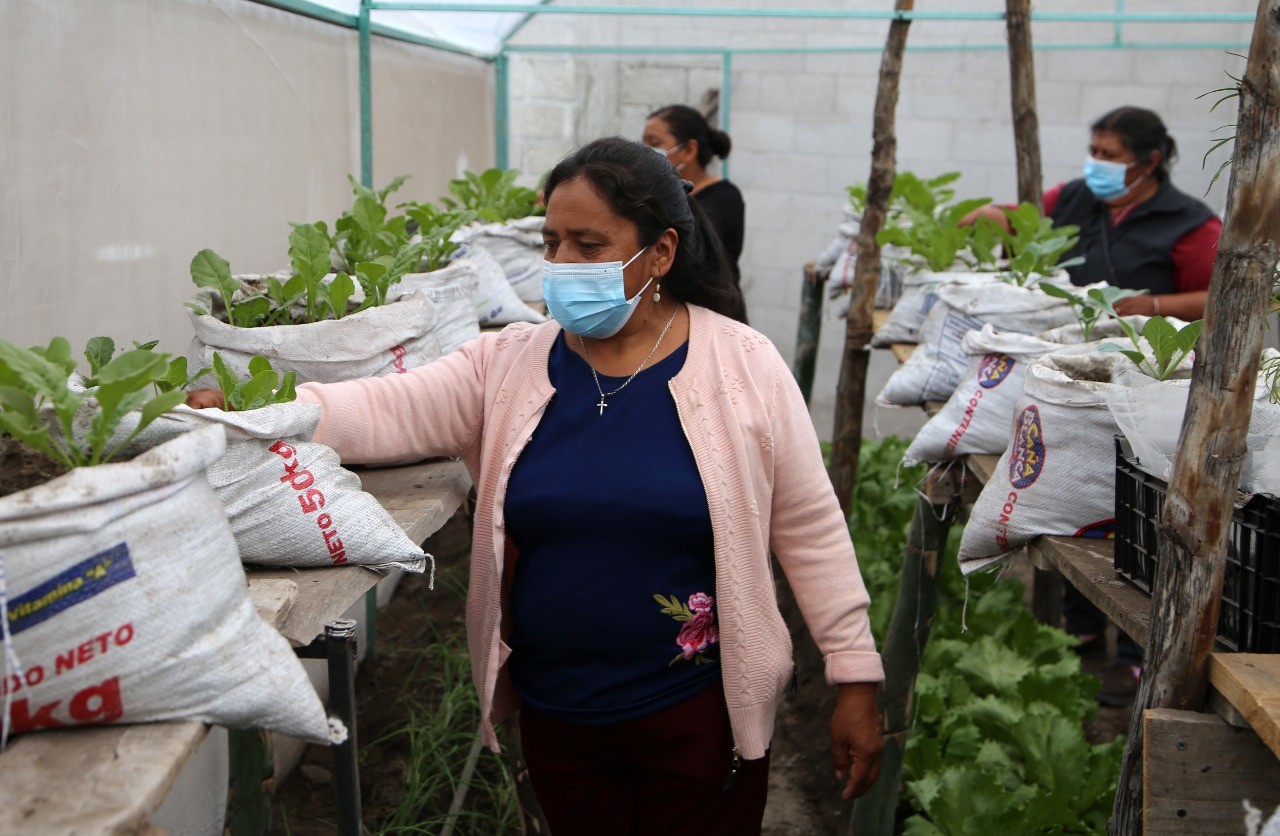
left=82, top=336, right=208, bottom=397
left=441, top=168, right=543, bottom=222
left=0, top=338, right=185, bottom=469
left=211, top=353, right=297, bottom=412
left=1039, top=284, right=1146, bottom=341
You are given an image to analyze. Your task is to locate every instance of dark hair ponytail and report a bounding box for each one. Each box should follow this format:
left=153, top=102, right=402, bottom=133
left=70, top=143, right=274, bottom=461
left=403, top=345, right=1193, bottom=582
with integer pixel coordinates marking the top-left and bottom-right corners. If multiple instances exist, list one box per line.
left=544, top=137, right=746, bottom=322
left=648, top=104, right=732, bottom=168
left=1091, top=106, right=1178, bottom=181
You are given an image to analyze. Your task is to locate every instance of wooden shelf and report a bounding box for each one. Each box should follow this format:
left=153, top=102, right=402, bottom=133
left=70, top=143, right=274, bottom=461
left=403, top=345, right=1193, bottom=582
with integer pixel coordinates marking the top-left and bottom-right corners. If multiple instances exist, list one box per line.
left=1209, top=654, right=1280, bottom=762
left=0, top=458, right=472, bottom=833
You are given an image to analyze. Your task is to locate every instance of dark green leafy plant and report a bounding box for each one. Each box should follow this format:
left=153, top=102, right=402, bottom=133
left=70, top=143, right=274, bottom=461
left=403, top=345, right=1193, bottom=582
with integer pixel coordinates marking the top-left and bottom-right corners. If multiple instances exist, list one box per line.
left=210, top=353, right=297, bottom=411
left=441, top=168, right=543, bottom=222
left=0, top=337, right=185, bottom=469
left=981, top=202, right=1085, bottom=287
left=402, top=202, right=480, bottom=272
left=1039, top=284, right=1146, bottom=341
left=82, top=336, right=208, bottom=397
left=333, top=175, right=414, bottom=270
left=876, top=172, right=990, bottom=273
left=1100, top=315, right=1203, bottom=381
left=846, top=437, right=1122, bottom=835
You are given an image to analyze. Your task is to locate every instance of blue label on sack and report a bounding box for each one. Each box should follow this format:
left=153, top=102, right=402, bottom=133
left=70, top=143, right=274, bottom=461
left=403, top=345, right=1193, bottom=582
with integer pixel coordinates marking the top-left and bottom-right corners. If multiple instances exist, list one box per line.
left=7, top=543, right=135, bottom=636
left=977, top=353, right=1016, bottom=389
left=1009, top=405, right=1046, bottom=489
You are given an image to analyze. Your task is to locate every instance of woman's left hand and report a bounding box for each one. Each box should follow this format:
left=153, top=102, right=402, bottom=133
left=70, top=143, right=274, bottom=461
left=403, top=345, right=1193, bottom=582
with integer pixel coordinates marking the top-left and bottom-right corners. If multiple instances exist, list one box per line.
left=831, top=682, right=884, bottom=800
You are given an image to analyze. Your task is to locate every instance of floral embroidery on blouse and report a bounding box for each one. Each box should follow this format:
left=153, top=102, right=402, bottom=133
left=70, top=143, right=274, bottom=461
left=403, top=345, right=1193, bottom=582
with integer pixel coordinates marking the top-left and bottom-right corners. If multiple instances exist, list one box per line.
left=654, top=592, right=719, bottom=666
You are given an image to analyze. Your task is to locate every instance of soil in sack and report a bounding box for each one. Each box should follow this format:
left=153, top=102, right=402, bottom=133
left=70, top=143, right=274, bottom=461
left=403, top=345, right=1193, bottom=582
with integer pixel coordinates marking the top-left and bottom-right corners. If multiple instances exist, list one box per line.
left=0, top=437, right=69, bottom=498
left=0, top=425, right=339, bottom=743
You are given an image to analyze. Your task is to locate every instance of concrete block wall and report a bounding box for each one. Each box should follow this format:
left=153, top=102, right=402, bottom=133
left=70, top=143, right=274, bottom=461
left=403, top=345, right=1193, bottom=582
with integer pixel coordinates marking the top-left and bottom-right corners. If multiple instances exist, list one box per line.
left=507, top=0, right=1256, bottom=440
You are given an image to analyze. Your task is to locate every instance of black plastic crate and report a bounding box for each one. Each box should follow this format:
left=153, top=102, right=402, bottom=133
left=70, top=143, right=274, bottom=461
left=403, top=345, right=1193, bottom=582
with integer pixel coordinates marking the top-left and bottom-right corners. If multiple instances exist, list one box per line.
left=1114, top=436, right=1280, bottom=653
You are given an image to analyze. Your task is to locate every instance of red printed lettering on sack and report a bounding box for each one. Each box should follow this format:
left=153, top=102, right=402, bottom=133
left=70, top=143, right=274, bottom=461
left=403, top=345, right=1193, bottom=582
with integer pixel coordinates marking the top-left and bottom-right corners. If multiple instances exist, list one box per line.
left=943, top=388, right=983, bottom=457
left=1, top=623, right=135, bottom=698
left=6, top=675, right=124, bottom=733
left=994, top=491, right=1018, bottom=552
left=390, top=345, right=407, bottom=373
left=269, top=440, right=347, bottom=565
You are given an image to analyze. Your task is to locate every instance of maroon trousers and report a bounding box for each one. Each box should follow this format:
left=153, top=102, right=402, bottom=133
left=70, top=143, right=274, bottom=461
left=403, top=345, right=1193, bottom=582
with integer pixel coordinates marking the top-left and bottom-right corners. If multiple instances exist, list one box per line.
left=518, top=684, right=771, bottom=836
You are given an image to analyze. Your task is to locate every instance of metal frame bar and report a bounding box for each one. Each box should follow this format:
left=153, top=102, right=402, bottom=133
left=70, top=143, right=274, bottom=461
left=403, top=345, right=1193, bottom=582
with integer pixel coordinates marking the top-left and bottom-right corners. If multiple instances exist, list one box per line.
left=368, top=3, right=1253, bottom=25
left=295, top=620, right=362, bottom=836
left=502, top=39, right=1250, bottom=57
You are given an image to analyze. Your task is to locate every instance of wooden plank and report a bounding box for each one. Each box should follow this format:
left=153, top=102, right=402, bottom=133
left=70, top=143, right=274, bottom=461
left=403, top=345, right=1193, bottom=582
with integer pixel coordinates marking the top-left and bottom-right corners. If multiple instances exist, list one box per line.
left=0, top=721, right=207, bottom=834
left=248, top=578, right=298, bottom=628
left=1143, top=708, right=1280, bottom=834
left=1027, top=536, right=1152, bottom=646
left=965, top=454, right=1000, bottom=486
left=358, top=458, right=471, bottom=545
left=1209, top=654, right=1280, bottom=762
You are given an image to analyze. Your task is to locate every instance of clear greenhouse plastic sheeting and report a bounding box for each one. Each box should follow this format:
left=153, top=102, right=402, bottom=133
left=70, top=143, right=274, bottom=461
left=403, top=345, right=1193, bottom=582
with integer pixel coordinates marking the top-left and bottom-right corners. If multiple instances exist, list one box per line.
left=316, top=0, right=545, bottom=57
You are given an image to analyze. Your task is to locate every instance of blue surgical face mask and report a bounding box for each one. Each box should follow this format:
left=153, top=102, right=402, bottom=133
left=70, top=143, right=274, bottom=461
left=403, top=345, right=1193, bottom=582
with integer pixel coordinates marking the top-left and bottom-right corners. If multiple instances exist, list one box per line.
left=650, top=142, right=687, bottom=172
left=542, top=247, right=653, bottom=339
left=1083, top=155, right=1143, bottom=201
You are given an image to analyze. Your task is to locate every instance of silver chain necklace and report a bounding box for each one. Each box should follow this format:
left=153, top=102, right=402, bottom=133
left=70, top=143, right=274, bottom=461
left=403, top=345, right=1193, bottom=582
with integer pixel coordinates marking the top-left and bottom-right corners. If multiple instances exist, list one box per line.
left=578, top=304, right=680, bottom=416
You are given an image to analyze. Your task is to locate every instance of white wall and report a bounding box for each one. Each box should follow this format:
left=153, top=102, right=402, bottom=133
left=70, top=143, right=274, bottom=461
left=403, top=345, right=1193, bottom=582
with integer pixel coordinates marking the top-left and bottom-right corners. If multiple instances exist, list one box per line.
left=506, top=0, right=1257, bottom=439
left=1, top=0, right=494, bottom=360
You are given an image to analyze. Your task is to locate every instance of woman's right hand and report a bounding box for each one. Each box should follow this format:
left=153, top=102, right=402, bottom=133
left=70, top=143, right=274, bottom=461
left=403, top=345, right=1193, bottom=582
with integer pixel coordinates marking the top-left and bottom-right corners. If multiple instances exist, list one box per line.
left=958, top=203, right=1012, bottom=233
left=185, top=388, right=227, bottom=410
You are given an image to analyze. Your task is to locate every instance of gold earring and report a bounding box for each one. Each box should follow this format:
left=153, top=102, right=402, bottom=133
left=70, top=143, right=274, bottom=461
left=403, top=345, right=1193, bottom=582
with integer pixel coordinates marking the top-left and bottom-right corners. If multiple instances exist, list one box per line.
left=653, top=277, right=661, bottom=302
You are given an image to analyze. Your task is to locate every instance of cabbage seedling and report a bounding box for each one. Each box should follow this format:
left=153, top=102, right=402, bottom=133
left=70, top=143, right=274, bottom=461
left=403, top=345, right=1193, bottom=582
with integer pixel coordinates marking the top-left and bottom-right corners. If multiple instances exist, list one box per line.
left=210, top=353, right=297, bottom=412
left=442, top=167, right=543, bottom=222
left=0, top=338, right=185, bottom=469
left=1100, top=315, right=1203, bottom=381
left=988, top=202, right=1084, bottom=287
left=1039, top=284, right=1146, bottom=342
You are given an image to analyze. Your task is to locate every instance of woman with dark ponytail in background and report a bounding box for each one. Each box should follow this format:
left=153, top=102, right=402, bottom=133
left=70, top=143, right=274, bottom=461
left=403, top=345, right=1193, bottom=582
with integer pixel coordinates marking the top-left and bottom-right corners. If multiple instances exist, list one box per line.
left=644, top=104, right=746, bottom=287
left=211, top=138, right=883, bottom=835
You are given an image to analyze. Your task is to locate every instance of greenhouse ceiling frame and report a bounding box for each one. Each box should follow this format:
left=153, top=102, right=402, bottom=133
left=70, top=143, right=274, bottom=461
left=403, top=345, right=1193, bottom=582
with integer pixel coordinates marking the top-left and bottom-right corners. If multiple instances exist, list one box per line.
left=256, top=1, right=1252, bottom=187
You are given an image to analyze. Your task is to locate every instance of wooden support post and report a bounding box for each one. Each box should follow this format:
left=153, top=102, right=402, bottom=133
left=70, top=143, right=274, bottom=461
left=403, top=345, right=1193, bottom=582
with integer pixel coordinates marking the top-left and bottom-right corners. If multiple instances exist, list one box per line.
left=1142, top=708, right=1280, bottom=834
left=850, top=466, right=963, bottom=836
left=828, top=0, right=914, bottom=515
left=1004, top=0, right=1043, bottom=210
left=1031, top=567, right=1064, bottom=630
left=1111, top=3, right=1280, bottom=831
left=793, top=262, right=829, bottom=405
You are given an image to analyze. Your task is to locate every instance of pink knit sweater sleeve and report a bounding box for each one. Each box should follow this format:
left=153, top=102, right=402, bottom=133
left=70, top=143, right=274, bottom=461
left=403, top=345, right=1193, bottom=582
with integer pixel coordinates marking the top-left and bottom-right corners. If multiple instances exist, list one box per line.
left=294, top=335, right=491, bottom=465
left=765, top=361, right=884, bottom=685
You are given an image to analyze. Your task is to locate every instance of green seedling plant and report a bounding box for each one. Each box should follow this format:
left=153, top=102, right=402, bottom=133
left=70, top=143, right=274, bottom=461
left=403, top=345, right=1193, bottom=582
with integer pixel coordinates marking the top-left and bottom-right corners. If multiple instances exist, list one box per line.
left=876, top=171, right=990, bottom=273
left=210, top=353, right=297, bottom=412
left=401, top=202, right=480, bottom=272
left=981, top=202, right=1085, bottom=287
left=332, top=175, right=413, bottom=271
left=1038, top=284, right=1147, bottom=342
left=0, top=337, right=186, bottom=469
left=1100, top=314, right=1203, bottom=381
left=82, top=336, right=209, bottom=397
left=441, top=167, right=543, bottom=222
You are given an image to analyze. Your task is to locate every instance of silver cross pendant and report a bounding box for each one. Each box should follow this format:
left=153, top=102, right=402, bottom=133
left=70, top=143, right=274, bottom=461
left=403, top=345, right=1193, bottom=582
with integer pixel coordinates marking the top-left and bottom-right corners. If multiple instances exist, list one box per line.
left=596, top=397, right=608, bottom=416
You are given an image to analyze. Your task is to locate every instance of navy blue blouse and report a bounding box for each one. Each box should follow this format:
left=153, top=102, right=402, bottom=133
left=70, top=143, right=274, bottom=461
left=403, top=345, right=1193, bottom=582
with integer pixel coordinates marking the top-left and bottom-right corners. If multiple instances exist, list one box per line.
left=504, top=332, right=720, bottom=724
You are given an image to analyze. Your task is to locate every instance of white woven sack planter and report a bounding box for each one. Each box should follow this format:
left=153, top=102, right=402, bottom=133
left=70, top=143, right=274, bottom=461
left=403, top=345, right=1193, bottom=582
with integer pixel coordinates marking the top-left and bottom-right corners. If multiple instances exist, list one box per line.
left=871, top=270, right=1002, bottom=347
left=957, top=351, right=1190, bottom=574
left=399, top=258, right=482, bottom=355
left=455, top=216, right=549, bottom=306
left=187, top=287, right=441, bottom=385
left=1107, top=348, right=1280, bottom=497
left=455, top=241, right=546, bottom=326
left=901, top=315, right=1155, bottom=465
left=132, top=404, right=430, bottom=573
left=877, top=279, right=1078, bottom=406
left=0, top=425, right=340, bottom=744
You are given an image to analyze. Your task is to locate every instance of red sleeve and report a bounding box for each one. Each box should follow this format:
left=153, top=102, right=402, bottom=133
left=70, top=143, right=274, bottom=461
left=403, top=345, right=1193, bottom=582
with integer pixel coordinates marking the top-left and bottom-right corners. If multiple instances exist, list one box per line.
left=1002, top=183, right=1064, bottom=213
left=1042, top=183, right=1064, bottom=216
left=1171, top=216, right=1223, bottom=293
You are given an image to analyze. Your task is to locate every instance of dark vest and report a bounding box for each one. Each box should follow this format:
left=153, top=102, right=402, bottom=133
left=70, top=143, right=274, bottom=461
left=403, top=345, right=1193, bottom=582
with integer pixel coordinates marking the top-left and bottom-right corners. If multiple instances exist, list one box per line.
left=1050, top=178, right=1216, bottom=294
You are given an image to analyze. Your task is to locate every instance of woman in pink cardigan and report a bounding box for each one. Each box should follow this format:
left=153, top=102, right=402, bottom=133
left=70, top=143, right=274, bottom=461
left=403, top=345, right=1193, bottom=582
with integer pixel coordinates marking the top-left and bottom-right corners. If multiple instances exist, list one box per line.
left=199, top=138, right=883, bottom=834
